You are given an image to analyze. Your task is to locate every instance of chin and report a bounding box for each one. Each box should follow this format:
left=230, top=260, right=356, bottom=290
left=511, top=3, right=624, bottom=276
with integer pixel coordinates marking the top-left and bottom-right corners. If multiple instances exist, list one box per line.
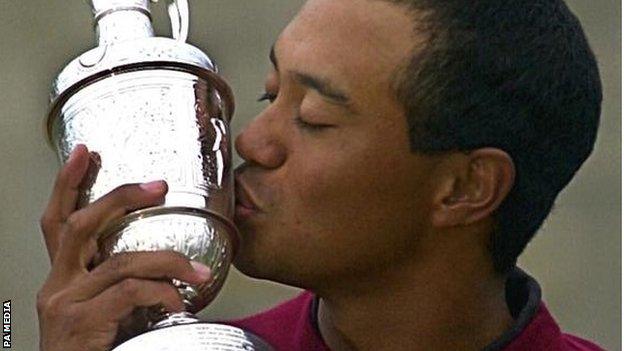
left=231, top=252, right=263, bottom=279
left=231, top=239, right=278, bottom=281
left=231, top=222, right=340, bottom=290
left=232, top=245, right=312, bottom=290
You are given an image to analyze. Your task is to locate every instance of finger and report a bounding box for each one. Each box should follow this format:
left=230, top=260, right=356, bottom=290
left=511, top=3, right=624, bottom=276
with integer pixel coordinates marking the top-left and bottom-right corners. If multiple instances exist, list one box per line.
left=53, top=181, right=168, bottom=270
left=68, top=251, right=211, bottom=301
left=82, top=278, right=186, bottom=325
left=40, top=144, right=91, bottom=262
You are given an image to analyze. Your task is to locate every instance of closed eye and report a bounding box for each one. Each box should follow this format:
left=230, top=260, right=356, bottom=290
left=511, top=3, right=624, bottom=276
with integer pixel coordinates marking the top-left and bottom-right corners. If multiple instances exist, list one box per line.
left=293, top=115, right=334, bottom=132
left=258, top=92, right=277, bottom=103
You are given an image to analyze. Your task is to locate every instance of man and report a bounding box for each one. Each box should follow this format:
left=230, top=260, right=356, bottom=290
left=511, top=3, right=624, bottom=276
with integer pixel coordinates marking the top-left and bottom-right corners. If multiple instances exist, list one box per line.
left=37, top=0, right=604, bottom=350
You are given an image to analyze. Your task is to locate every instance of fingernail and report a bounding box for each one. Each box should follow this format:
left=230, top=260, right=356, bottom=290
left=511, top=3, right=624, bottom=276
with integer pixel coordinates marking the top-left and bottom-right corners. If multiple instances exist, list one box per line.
left=67, top=144, right=85, bottom=163
left=140, top=180, right=166, bottom=193
left=190, top=261, right=212, bottom=281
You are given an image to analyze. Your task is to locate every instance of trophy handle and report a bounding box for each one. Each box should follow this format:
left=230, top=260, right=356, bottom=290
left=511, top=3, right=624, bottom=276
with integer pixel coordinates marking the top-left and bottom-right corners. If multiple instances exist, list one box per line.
left=165, top=0, right=189, bottom=42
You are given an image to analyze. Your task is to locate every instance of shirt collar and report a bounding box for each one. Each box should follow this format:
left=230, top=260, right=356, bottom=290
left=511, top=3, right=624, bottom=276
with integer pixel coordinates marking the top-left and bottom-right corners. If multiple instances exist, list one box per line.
left=309, top=267, right=542, bottom=351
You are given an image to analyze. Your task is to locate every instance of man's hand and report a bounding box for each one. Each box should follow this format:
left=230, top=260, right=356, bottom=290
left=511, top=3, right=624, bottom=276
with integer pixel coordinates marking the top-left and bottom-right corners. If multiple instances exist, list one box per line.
left=37, top=145, right=212, bottom=351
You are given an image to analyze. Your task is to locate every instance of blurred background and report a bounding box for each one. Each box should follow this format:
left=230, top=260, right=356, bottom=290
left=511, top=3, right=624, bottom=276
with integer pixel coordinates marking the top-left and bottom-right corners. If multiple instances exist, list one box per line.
left=0, top=0, right=620, bottom=350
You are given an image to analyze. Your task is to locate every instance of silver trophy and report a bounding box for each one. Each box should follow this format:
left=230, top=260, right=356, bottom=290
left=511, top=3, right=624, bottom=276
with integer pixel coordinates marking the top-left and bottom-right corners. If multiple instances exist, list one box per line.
left=46, top=1, right=272, bottom=349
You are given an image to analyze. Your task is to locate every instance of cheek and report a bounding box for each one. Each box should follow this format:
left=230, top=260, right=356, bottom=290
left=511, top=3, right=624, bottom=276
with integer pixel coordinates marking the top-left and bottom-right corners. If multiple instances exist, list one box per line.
left=285, top=126, right=422, bottom=238
left=286, top=155, right=338, bottom=229
left=280, top=143, right=426, bottom=278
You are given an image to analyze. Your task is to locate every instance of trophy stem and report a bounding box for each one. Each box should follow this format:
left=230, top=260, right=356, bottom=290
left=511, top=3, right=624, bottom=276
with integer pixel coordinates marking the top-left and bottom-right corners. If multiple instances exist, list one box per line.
left=150, top=311, right=201, bottom=330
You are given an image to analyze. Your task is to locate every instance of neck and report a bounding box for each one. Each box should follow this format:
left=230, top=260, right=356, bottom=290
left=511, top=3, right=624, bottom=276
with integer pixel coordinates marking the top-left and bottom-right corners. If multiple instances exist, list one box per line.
left=316, top=234, right=513, bottom=351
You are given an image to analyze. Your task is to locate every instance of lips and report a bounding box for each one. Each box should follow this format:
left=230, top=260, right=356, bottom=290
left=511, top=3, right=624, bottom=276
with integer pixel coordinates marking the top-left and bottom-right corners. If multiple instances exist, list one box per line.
left=235, top=177, right=261, bottom=219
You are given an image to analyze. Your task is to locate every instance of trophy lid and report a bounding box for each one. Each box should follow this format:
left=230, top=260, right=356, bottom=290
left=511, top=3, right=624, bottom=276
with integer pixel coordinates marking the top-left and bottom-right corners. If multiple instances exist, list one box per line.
left=51, top=0, right=216, bottom=102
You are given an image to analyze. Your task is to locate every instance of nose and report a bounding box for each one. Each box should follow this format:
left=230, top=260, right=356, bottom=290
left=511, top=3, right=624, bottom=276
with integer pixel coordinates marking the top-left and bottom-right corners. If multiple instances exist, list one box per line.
left=235, top=112, right=287, bottom=169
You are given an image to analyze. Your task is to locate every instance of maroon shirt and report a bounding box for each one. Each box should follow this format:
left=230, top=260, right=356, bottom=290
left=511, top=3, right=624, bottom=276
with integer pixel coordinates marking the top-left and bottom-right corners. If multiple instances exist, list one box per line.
left=224, top=269, right=604, bottom=351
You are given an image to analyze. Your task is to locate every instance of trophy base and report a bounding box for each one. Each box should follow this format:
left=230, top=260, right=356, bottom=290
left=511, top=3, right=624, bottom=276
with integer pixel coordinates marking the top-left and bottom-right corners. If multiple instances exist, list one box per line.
left=112, top=322, right=274, bottom=351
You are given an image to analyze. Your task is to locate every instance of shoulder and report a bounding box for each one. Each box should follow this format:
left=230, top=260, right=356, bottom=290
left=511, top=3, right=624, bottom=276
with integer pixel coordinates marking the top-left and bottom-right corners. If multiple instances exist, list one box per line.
left=221, top=291, right=322, bottom=351
left=504, top=303, right=605, bottom=351
left=226, top=291, right=314, bottom=330
left=559, top=334, right=605, bottom=351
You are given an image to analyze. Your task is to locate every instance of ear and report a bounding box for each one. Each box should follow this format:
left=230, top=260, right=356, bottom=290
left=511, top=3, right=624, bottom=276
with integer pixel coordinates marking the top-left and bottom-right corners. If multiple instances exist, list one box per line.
left=431, top=148, right=516, bottom=228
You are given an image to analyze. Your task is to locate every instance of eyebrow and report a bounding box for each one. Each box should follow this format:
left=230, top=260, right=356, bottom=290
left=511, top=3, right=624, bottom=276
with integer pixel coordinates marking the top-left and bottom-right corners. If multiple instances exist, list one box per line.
left=293, top=72, right=351, bottom=106
left=270, top=45, right=354, bottom=111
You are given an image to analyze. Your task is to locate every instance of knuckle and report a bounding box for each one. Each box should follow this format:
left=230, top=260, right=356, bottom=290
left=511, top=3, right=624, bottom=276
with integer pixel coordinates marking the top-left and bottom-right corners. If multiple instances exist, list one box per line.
left=110, top=252, right=133, bottom=270
left=64, top=213, right=84, bottom=233
left=37, top=293, right=65, bottom=319
left=162, top=287, right=184, bottom=308
left=35, top=290, right=48, bottom=314
left=39, top=215, right=54, bottom=233
left=112, top=183, right=139, bottom=200
left=151, top=281, right=182, bottom=307
left=98, top=253, right=132, bottom=276
left=167, top=285, right=184, bottom=303
left=158, top=251, right=192, bottom=275
left=118, top=278, right=140, bottom=297
left=85, top=238, right=98, bottom=257
left=161, top=250, right=188, bottom=263
left=109, top=183, right=145, bottom=211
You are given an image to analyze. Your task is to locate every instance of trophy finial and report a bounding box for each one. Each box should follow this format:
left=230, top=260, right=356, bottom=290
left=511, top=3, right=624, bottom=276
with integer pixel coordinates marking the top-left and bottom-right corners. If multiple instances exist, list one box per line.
left=88, top=0, right=188, bottom=46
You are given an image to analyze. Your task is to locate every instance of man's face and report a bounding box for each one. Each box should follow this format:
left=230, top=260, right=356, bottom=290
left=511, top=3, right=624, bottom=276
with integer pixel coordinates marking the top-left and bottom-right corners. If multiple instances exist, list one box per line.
left=233, top=0, right=441, bottom=290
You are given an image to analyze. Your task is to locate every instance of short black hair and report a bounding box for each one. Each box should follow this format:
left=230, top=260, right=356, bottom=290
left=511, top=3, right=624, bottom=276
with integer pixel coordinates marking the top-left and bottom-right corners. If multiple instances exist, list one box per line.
left=386, top=0, right=602, bottom=272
